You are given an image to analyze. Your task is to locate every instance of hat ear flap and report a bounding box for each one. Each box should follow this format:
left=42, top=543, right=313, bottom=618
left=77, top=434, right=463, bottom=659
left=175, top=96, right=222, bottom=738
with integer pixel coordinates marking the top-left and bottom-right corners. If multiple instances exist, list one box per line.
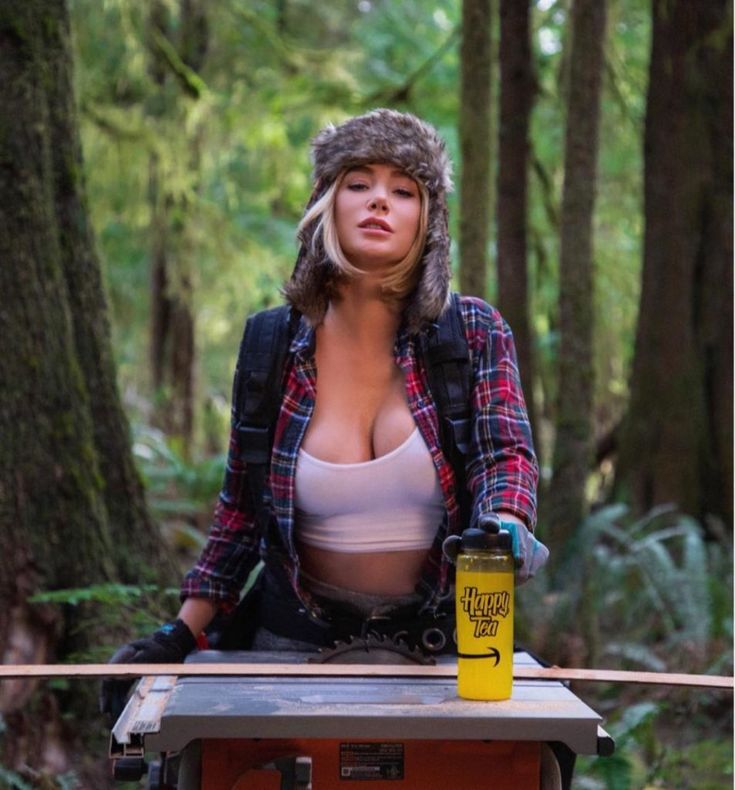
left=282, top=181, right=340, bottom=324
left=404, top=195, right=452, bottom=332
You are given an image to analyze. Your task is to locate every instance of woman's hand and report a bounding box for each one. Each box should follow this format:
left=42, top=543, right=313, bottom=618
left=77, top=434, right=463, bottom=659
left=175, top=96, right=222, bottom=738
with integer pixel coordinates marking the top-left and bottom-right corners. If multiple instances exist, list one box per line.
left=100, top=618, right=199, bottom=723
left=496, top=513, right=549, bottom=584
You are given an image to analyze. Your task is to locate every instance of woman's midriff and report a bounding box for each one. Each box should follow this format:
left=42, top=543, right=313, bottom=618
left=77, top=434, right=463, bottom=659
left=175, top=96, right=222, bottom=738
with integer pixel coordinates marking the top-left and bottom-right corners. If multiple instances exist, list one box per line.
left=297, top=316, right=433, bottom=596
left=296, top=541, right=429, bottom=595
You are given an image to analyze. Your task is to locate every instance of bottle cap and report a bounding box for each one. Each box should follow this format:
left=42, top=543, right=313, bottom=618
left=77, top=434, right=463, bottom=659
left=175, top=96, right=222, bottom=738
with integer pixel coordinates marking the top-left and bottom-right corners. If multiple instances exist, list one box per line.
left=460, top=514, right=512, bottom=551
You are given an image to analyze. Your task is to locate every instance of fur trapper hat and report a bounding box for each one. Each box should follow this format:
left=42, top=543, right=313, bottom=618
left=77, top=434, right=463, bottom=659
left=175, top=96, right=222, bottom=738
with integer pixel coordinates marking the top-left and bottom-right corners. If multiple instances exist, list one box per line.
left=282, top=109, right=454, bottom=333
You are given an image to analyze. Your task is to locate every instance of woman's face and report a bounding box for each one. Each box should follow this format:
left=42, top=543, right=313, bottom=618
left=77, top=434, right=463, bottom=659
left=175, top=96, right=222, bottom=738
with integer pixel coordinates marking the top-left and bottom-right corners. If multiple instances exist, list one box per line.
left=334, top=163, right=421, bottom=272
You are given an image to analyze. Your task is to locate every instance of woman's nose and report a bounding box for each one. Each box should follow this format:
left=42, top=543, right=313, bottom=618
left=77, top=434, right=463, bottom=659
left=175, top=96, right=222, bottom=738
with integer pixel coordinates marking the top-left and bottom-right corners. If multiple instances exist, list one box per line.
left=367, top=193, right=388, bottom=211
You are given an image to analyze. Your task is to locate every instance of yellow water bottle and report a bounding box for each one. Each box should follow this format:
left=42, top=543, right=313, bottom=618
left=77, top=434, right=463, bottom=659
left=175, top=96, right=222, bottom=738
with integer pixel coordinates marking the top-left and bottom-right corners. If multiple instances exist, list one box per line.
left=444, top=515, right=514, bottom=700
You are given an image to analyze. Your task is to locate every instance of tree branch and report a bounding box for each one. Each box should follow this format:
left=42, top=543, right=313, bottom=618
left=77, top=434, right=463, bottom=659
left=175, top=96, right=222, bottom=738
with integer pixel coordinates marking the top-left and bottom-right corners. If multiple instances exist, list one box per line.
left=366, top=26, right=460, bottom=106
left=530, top=149, right=559, bottom=229
left=80, top=102, right=153, bottom=146
left=150, top=27, right=208, bottom=99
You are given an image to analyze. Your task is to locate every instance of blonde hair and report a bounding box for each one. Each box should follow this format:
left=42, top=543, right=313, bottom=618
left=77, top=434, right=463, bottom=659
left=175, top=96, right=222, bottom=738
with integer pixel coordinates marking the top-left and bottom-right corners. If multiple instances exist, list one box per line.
left=297, top=170, right=429, bottom=302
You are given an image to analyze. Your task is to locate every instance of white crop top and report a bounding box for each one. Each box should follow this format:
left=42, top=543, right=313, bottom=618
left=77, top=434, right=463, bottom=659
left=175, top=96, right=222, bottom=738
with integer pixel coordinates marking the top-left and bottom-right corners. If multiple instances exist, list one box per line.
left=295, top=428, right=444, bottom=553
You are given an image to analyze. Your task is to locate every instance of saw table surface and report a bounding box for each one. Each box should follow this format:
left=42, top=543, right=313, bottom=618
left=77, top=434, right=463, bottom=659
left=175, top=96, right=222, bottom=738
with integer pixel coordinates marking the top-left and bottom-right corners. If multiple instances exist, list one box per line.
left=111, top=650, right=611, bottom=758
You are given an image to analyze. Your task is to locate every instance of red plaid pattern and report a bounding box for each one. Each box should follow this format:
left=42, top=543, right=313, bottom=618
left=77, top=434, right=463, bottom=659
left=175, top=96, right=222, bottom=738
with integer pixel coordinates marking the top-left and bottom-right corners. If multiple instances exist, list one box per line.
left=181, top=296, right=538, bottom=613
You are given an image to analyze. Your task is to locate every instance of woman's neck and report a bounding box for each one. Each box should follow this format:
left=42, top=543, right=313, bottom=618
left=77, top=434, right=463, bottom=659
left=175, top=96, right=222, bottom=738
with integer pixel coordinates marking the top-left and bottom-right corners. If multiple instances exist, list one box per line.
left=323, top=278, right=402, bottom=349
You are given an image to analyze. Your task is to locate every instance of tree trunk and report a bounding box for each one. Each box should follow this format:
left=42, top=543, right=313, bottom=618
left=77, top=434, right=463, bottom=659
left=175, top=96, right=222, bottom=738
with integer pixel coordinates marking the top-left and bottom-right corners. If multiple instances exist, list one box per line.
left=496, top=0, right=538, bottom=448
left=616, top=0, right=733, bottom=530
left=546, top=0, right=607, bottom=569
left=148, top=0, right=203, bottom=450
left=0, top=0, right=173, bottom=774
left=149, top=153, right=196, bottom=447
left=458, top=0, right=493, bottom=298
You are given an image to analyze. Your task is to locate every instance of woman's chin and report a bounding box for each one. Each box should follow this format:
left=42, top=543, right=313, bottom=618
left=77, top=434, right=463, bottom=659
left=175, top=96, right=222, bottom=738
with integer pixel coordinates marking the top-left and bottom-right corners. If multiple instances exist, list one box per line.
left=346, top=256, right=400, bottom=276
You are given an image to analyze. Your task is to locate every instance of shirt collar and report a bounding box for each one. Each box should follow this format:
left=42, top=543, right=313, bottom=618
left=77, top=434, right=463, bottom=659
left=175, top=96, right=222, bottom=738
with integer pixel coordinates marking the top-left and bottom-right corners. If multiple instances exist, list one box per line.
left=289, top=314, right=316, bottom=360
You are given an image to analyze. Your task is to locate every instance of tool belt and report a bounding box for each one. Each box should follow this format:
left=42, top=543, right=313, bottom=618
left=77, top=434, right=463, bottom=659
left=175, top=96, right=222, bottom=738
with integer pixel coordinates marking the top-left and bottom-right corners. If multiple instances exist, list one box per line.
left=259, top=574, right=457, bottom=656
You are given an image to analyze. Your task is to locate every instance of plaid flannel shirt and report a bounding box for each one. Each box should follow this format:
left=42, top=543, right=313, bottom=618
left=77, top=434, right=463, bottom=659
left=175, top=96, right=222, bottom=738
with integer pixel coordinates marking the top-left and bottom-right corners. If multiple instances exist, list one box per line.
left=181, top=295, right=538, bottom=614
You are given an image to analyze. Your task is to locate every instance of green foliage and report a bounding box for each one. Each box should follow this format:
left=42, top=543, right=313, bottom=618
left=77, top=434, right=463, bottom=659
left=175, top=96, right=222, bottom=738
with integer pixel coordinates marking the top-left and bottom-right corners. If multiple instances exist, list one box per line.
left=131, top=423, right=225, bottom=561
left=29, top=582, right=175, bottom=608
left=70, top=0, right=651, bottom=466
left=655, top=738, right=734, bottom=790
left=520, top=505, right=732, bottom=672
left=133, top=425, right=224, bottom=521
left=518, top=504, right=733, bottom=788
left=575, top=702, right=659, bottom=790
left=60, top=2, right=729, bottom=787
left=29, top=583, right=179, bottom=663
left=576, top=709, right=734, bottom=790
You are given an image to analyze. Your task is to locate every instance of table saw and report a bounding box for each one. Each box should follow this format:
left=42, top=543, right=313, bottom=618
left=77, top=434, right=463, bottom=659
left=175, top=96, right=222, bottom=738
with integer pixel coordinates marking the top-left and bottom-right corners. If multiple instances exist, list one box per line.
left=110, top=649, right=614, bottom=789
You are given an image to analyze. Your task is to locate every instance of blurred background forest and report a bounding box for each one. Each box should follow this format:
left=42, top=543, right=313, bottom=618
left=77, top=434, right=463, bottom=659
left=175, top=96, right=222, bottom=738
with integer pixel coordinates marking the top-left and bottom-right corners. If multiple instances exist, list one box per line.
left=0, top=0, right=732, bottom=787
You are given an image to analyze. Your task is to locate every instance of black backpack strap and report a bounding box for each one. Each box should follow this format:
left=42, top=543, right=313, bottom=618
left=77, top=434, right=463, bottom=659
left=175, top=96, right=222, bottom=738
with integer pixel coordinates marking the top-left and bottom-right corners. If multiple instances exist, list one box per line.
left=419, top=293, right=473, bottom=527
left=232, top=304, right=297, bottom=521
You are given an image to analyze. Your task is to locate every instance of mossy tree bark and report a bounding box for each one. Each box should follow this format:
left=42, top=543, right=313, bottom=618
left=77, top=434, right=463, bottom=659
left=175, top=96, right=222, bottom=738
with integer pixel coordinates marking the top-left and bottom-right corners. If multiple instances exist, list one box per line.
left=496, top=0, right=538, bottom=449
left=616, top=0, right=733, bottom=531
left=0, top=0, right=174, bottom=773
left=458, top=0, right=493, bottom=298
left=545, top=0, right=607, bottom=571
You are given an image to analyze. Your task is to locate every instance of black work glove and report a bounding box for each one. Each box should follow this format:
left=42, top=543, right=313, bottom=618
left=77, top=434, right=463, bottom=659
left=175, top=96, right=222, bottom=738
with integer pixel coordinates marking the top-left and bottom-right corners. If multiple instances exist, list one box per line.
left=100, top=619, right=197, bottom=723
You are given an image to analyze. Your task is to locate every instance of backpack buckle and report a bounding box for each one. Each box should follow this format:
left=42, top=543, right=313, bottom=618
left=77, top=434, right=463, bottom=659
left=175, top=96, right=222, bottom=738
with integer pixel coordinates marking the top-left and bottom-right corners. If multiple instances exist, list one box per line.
left=446, top=416, right=471, bottom=455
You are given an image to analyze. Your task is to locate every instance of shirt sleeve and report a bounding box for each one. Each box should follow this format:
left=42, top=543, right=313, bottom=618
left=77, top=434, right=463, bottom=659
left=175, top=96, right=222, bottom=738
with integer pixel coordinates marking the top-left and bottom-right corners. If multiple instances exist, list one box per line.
left=460, top=297, right=539, bottom=530
left=180, top=423, right=263, bottom=613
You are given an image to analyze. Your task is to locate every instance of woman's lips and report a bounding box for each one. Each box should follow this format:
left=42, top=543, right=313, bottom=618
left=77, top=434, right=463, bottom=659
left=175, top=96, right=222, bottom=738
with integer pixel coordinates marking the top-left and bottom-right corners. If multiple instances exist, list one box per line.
left=358, top=218, right=393, bottom=233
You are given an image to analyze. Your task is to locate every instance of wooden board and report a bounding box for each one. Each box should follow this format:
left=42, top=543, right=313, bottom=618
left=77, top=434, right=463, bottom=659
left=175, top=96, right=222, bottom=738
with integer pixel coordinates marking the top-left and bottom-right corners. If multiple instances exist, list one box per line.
left=0, top=662, right=731, bottom=689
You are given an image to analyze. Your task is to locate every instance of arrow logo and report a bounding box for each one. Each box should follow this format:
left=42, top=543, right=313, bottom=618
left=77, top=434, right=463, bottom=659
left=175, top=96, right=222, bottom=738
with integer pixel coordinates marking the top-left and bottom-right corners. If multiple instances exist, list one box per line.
left=457, top=646, right=501, bottom=666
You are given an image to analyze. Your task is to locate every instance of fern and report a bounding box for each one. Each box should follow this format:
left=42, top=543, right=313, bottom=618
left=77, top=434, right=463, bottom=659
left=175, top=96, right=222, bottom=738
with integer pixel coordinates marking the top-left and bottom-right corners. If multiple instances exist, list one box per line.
left=29, top=583, right=178, bottom=607
left=535, top=504, right=729, bottom=673
left=0, top=767, right=34, bottom=790
left=681, top=526, right=711, bottom=645
left=603, top=642, right=667, bottom=672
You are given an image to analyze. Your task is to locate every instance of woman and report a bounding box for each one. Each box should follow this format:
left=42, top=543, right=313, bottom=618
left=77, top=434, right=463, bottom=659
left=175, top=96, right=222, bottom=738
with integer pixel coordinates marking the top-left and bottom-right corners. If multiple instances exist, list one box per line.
left=102, top=110, right=547, bottom=690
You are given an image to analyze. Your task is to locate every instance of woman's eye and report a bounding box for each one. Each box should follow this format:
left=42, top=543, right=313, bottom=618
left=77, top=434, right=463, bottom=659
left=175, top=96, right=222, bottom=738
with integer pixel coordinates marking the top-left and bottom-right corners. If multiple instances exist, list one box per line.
left=346, top=182, right=368, bottom=191
left=394, top=187, right=415, bottom=198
